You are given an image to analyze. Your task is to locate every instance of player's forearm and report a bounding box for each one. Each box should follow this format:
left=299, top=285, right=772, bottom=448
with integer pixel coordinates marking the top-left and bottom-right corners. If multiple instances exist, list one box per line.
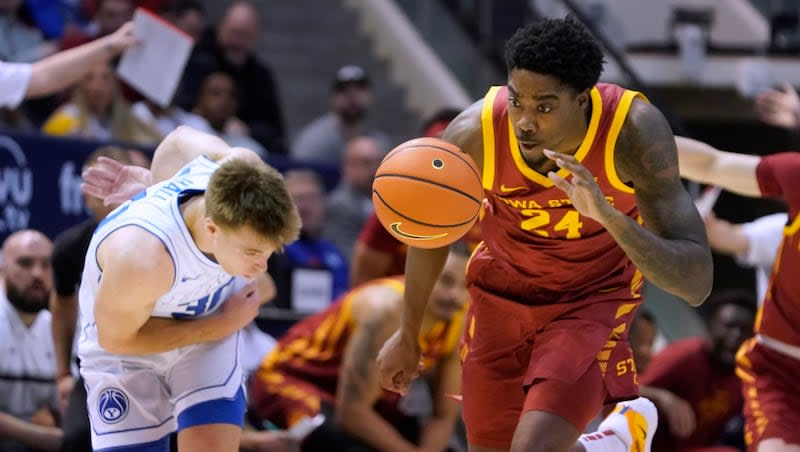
left=150, top=126, right=231, bottom=184
left=0, top=411, right=62, bottom=451
left=399, top=246, right=450, bottom=338
left=99, top=315, right=230, bottom=355
left=675, top=137, right=761, bottom=197
left=602, top=210, right=712, bottom=306
left=335, top=404, right=418, bottom=452
left=419, top=415, right=456, bottom=452
left=50, top=294, right=77, bottom=376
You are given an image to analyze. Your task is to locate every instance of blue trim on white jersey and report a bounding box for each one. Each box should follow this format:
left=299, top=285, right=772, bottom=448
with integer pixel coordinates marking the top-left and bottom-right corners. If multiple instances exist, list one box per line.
left=177, top=386, right=246, bottom=430
left=173, top=332, right=241, bottom=404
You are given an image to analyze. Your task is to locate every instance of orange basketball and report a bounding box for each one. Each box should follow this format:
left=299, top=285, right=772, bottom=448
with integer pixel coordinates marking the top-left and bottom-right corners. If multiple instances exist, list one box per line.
left=372, top=137, right=483, bottom=249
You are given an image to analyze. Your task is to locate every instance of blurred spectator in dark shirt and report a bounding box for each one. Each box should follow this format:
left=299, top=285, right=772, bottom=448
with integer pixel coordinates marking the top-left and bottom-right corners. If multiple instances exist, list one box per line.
left=175, top=1, right=286, bottom=154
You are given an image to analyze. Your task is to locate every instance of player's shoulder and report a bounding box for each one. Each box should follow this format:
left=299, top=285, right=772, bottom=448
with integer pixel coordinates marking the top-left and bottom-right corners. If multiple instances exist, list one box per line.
left=350, top=280, right=403, bottom=324
left=442, top=99, right=483, bottom=163
left=97, top=226, right=173, bottom=275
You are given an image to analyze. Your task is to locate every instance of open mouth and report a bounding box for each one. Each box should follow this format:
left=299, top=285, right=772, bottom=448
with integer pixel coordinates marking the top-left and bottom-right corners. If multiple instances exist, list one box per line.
left=518, top=141, right=539, bottom=151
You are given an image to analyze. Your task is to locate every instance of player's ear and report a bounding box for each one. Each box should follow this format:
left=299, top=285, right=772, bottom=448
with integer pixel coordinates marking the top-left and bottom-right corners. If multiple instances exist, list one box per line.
left=577, top=89, right=590, bottom=108
left=204, top=217, right=218, bottom=235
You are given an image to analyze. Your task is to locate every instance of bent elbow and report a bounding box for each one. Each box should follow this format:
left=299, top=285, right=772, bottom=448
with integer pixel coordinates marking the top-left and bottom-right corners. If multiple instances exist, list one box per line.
left=97, top=325, right=133, bottom=355
left=686, top=268, right=714, bottom=307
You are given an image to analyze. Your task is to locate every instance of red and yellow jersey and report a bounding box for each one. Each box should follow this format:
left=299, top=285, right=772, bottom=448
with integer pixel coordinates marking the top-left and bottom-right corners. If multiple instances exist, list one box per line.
left=754, top=153, right=800, bottom=347
left=255, top=277, right=465, bottom=404
left=468, top=83, right=644, bottom=304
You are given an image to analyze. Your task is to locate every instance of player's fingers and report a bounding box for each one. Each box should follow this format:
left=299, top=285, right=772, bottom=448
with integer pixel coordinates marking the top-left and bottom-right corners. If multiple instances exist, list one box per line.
left=547, top=171, right=572, bottom=194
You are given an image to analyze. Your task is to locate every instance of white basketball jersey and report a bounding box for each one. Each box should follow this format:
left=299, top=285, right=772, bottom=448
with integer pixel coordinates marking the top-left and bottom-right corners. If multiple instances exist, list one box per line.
left=78, top=156, right=246, bottom=364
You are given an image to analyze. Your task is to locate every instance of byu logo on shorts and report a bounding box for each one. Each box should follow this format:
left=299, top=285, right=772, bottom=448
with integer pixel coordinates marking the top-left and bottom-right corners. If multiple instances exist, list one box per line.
left=98, top=388, right=129, bottom=424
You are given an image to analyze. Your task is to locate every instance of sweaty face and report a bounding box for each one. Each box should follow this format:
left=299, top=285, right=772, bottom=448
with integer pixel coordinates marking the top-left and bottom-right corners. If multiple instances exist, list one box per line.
left=709, top=304, right=755, bottom=370
left=209, top=223, right=275, bottom=279
left=427, top=252, right=469, bottom=321
left=506, top=69, right=589, bottom=156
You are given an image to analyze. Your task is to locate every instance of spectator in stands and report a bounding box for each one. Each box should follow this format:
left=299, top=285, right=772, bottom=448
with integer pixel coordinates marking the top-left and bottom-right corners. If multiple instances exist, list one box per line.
left=702, top=210, right=785, bottom=303
left=0, top=229, right=61, bottom=452
left=292, top=65, right=390, bottom=165
left=175, top=1, right=286, bottom=153
left=192, top=71, right=267, bottom=157
left=640, top=290, right=756, bottom=452
left=250, top=244, right=469, bottom=452
left=754, top=82, right=800, bottom=131
left=268, top=169, right=348, bottom=312
left=0, top=20, right=136, bottom=112
left=162, top=0, right=207, bottom=42
left=321, top=136, right=384, bottom=263
left=41, top=60, right=162, bottom=144
left=59, top=0, right=134, bottom=50
left=50, top=146, right=138, bottom=452
left=0, top=0, right=55, bottom=63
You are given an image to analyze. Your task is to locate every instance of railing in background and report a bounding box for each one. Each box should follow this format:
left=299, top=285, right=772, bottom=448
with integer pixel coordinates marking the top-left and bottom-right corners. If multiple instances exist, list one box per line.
left=0, top=130, right=340, bottom=245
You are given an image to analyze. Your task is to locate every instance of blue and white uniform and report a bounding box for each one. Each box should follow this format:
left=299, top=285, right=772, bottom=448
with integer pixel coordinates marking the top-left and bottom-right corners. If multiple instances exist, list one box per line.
left=78, top=156, right=247, bottom=450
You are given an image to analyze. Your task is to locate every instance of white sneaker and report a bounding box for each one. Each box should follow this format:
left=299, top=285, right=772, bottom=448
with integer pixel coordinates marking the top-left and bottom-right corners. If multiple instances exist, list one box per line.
left=597, top=397, right=658, bottom=452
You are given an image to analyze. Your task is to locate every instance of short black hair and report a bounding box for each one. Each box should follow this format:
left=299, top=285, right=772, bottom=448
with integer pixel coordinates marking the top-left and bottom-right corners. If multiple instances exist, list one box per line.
left=504, top=16, right=605, bottom=92
left=704, top=289, right=757, bottom=323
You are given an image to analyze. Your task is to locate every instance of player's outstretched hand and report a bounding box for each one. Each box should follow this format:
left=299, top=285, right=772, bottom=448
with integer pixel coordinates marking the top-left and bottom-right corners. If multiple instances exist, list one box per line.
left=81, top=156, right=151, bottom=206
left=754, top=82, right=800, bottom=130
left=219, top=281, right=261, bottom=334
left=544, top=149, right=615, bottom=223
left=376, top=330, right=422, bottom=396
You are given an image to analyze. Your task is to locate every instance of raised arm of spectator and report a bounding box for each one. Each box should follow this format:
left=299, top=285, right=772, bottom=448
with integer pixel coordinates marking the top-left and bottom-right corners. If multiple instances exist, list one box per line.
left=26, top=22, right=137, bottom=99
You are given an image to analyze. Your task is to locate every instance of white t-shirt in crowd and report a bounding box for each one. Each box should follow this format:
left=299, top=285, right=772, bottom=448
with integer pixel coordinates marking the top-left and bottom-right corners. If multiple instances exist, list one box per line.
left=736, top=212, right=788, bottom=303
left=0, top=292, right=56, bottom=420
left=0, top=61, right=32, bottom=108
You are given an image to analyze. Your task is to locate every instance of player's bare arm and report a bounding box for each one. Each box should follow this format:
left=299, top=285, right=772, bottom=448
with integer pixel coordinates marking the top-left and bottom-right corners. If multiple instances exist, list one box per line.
left=606, top=100, right=713, bottom=306
left=94, top=227, right=260, bottom=354
left=546, top=99, right=712, bottom=305
left=675, top=136, right=761, bottom=197
left=82, top=127, right=267, bottom=204
left=337, top=287, right=420, bottom=452
left=378, top=102, right=482, bottom=394
left=419, top=343, right=462, bottom=452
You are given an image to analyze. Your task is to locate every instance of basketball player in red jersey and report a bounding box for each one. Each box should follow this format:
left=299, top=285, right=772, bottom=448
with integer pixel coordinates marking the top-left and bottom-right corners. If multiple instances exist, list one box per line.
left=676, top=136, right=800, bottom=452
left=377, top=17, right=713, bottom=452
left=249, top=244, right=470, bottom=452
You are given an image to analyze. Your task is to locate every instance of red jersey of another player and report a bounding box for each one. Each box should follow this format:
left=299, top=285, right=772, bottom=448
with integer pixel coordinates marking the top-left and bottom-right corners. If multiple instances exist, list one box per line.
left=754, top=153, right=800, bottom=347
left=641, top=338, right=743, bottom=451
left=470, top=83, right=643, bottom=303
left=252, top=277, right=464, bottom=426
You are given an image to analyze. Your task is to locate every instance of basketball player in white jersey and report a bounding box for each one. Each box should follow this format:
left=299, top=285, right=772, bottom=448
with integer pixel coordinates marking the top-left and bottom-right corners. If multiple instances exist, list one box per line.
left=76, top=126, right=301, bottom=451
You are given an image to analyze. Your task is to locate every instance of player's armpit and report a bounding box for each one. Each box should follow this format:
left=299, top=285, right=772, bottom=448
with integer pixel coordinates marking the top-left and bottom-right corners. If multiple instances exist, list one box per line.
left=607, top=100, right=713, bottom=306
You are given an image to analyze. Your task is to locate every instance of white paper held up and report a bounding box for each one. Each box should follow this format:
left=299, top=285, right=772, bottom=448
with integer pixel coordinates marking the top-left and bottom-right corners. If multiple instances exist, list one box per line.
left=117, top=8, right=194, bottom=108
